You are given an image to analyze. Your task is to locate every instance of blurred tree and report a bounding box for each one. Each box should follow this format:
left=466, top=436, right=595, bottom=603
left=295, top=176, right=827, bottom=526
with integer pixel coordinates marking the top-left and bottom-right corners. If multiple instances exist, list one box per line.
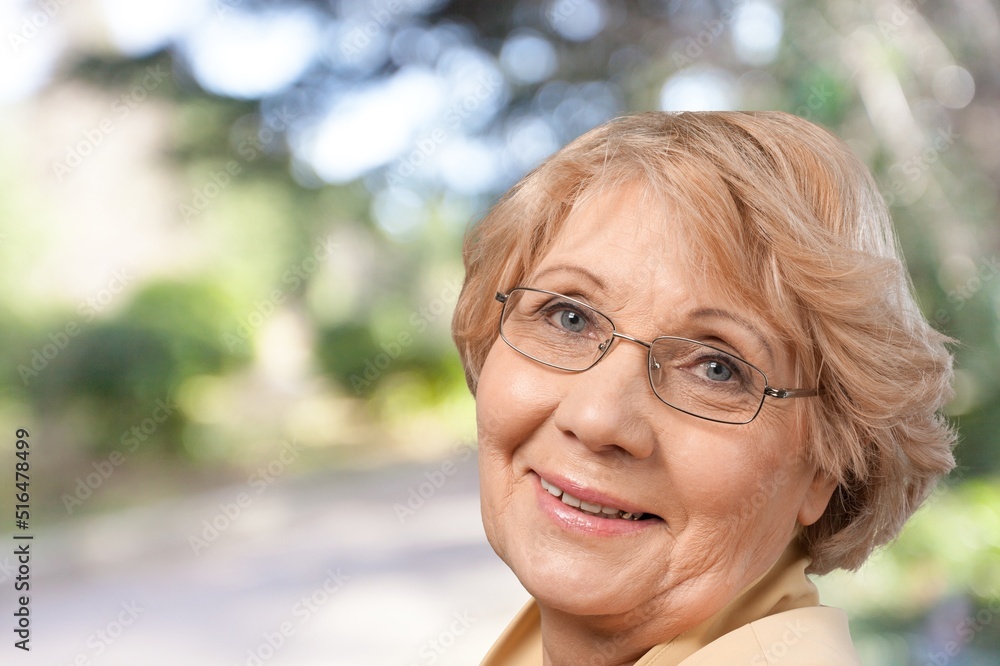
left=3, top=0, right=997, bottom=476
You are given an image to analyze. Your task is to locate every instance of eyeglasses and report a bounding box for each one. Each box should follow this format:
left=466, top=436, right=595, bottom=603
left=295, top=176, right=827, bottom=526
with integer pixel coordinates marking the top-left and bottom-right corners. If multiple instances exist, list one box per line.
left=495, top=287, right=819, bottom=425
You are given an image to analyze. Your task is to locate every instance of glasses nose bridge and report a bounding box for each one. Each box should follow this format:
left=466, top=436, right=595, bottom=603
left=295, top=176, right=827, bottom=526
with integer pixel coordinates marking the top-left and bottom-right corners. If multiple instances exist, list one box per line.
left=596, top=330, right=653, bottom=366
left=610, top=330, right=653, bottom=351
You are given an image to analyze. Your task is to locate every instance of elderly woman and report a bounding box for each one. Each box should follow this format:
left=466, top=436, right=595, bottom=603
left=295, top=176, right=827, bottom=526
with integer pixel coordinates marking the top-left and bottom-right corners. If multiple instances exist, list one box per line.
left=451, top=112, right=956, bottom=665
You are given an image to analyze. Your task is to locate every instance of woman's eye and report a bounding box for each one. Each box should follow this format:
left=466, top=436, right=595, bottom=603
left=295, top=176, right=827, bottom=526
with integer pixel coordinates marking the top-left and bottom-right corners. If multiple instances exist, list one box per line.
left=700, top=359, right=735, bottom=382
left=555, top=309, right=587, bottom=333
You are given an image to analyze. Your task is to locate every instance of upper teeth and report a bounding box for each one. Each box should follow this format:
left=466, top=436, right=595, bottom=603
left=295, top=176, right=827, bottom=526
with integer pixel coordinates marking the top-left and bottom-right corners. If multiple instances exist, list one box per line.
left=540, top=477, right=644, bottom=521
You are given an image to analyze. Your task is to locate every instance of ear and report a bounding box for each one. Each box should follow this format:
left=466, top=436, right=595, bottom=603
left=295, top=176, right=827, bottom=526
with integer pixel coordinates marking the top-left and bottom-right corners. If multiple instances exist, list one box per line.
left=797, top=469, right=838, bottom=527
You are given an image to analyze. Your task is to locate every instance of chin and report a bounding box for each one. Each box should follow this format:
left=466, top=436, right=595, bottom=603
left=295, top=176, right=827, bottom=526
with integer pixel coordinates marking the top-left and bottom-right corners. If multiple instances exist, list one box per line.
left=503, top=540, right=650, bottom=617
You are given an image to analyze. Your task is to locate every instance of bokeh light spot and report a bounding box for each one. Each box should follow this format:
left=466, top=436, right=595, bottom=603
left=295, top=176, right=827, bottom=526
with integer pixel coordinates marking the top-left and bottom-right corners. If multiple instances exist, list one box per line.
left=545, top=0, right=607, bottom=42
left=180, top=8, right=323, bottom=99
left=99, top=0, right=206, bottom=56
left=300, top=66, right=445, bottom=183
left=732, top=0, right=783, bottom=66
left=933, top=65, right=975, bottom=109
left=500, top=31, right=558, bottom=85
left=659, top=68, right=739, bottom=111
left=371, top=187, right=429, bottom=238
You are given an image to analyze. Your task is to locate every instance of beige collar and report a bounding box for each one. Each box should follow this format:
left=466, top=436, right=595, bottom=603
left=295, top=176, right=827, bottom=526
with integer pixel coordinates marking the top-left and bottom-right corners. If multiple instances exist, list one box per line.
left=635, top=541, right=818, bottom=665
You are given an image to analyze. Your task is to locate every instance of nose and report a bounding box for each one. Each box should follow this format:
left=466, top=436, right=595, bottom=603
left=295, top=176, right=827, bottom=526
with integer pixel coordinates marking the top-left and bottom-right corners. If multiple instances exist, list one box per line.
left=551, top=336, right=658, bottom=459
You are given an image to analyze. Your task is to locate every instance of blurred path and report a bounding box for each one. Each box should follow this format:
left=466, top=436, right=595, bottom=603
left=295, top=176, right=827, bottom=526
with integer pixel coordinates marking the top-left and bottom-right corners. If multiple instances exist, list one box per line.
left=9, top=454, right=528, bottom=665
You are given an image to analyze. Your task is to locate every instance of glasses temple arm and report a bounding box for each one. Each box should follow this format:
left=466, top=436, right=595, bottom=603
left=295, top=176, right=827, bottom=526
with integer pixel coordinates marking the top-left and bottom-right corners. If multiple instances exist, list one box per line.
left=763, top=387, right=821, bottom=399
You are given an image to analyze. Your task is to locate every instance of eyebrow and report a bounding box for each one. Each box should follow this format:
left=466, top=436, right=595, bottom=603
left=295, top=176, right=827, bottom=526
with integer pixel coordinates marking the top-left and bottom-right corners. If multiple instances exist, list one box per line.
left=689, top=307, right=775, bottom=364
left=529, top=264, right=608, bottom=292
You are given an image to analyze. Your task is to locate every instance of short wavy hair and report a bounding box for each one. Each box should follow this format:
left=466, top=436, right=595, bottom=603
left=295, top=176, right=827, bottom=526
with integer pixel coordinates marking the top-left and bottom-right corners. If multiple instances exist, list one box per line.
left=451, top=111, right=957, bottom=574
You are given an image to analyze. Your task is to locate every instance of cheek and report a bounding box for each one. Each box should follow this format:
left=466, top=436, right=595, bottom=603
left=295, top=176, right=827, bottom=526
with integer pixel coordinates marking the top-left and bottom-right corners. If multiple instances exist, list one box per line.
left=669, top=417, right=805, bottom=525
left=475, top=341, right=561, bottom=458
left=475, top=341, right=561, bottom=561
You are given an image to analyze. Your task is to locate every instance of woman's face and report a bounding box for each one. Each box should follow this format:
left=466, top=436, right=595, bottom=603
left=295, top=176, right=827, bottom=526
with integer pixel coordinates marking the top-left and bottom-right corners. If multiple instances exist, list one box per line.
left=475, top=183, right=835, bottom=635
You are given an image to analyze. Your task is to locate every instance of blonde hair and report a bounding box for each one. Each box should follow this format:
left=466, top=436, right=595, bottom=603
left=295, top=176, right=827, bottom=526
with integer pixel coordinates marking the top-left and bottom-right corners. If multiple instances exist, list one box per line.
left=452, top=111, right=956, bottom=574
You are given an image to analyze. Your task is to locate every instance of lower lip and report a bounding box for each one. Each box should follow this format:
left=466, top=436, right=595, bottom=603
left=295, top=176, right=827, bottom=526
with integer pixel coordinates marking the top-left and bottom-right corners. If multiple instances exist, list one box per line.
left=533, top=473, right=663, bottom=537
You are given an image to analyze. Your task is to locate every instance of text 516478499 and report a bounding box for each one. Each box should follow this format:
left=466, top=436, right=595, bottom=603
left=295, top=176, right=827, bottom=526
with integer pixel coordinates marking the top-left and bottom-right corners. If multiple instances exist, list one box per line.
left=12, top=428, right=31, bottom=651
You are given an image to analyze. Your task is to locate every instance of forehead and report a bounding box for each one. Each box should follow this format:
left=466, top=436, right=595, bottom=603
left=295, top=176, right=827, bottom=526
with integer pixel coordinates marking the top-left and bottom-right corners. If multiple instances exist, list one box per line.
left=533, top=182, right=698, bottom=308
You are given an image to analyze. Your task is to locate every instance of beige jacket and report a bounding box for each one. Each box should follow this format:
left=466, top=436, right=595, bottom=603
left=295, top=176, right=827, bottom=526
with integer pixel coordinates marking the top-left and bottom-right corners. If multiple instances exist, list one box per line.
left=480, top=544, right=863, bottom=665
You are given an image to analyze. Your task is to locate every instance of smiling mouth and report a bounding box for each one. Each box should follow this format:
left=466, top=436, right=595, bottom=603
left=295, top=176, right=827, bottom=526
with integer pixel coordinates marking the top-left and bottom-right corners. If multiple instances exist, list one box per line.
left=540, top=477, right=658, bottom=521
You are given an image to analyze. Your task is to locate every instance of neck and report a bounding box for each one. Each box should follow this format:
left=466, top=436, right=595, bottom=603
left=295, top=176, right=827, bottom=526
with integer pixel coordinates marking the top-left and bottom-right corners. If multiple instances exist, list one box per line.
left=536, top=541, right=818, bottom=666
left=538, top=600, right=673, bottom=666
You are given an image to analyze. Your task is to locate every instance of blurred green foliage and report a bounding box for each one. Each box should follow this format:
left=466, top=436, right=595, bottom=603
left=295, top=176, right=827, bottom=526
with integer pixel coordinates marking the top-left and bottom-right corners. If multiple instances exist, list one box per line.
left=2, top=1, right=996, bottom=481
left=15, top=280, right=250, bottom=455
left=818, top=478, right=1000, bottom=663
